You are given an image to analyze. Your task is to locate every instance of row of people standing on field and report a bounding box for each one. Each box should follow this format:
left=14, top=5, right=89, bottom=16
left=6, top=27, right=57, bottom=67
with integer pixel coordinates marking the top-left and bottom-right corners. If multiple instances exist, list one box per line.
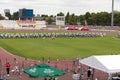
left=0, top=32, right=106, bottom=39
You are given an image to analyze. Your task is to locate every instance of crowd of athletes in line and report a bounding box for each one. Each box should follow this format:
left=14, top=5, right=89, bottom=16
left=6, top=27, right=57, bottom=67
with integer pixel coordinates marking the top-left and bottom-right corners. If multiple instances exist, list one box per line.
left=0, top=32, right=106, bottom=39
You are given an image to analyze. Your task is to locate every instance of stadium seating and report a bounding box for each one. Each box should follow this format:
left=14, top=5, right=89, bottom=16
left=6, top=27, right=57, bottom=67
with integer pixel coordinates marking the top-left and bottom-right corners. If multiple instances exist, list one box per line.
left=36, top=21, right=46, bottom=29
left=17, top=20, right=36, bottom=26
left=0, top=20, right=46, bottom=29
left=0, top=20, right=19, bottom=29
left=0, top=23, right=3, bottom=29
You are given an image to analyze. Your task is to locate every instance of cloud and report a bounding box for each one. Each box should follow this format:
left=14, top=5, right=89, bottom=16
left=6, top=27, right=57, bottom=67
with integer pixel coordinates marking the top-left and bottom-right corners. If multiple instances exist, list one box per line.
left=0, top=0, right=120, bottom=15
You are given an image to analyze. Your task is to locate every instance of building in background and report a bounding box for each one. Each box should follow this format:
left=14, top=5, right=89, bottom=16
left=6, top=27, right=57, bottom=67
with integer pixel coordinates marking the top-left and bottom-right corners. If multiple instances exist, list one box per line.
left=33, top=14, right=41, bottom=21
left=19, top=8, right=34, bottom=20
left=4, top=9, right=10, bottom=14
left=3, top=9, right=10, bottom=19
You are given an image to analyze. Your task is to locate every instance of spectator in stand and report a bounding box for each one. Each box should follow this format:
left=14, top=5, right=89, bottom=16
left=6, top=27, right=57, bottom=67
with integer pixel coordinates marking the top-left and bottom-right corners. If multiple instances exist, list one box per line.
left=6, top=62, right=11, bottom=76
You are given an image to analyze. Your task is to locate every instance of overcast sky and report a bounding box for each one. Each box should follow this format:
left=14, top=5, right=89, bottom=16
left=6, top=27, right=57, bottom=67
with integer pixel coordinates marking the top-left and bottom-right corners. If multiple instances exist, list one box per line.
left=0, top=0, right=120, bottom=16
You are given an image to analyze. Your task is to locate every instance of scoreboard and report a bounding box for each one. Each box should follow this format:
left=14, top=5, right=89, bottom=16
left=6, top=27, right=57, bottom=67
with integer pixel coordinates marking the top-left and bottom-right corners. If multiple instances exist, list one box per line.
left=56, top=16, right=65, bottom=26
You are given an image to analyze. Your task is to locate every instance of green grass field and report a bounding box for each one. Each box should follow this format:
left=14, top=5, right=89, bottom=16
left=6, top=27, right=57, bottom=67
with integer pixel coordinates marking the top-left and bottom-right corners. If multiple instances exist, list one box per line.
left=0, top=35, right=120, bottom=60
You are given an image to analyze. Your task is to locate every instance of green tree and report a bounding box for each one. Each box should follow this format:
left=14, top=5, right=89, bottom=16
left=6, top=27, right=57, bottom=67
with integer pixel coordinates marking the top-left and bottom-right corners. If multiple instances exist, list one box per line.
left=79, top=15, right=85, bottom=25
left=0, top=14, right=5, bottom=20
left=57, top=12, right=64, bottom=16
left=114, top=11, right=120, bottom=26
left=65, top=12, right=70, bottom=25
left=84, top=12, right=91, bottom=25
left=46, top=17, right=54, bottom=24
left=88, top=13, right=96, bottom=25
left=5, top=12, right=11, bottom=20
left=70, top=13, right=75, bottom=25
left=41, top=14, right=48, bottom=20
left=12, top=11, right=19, bottom=20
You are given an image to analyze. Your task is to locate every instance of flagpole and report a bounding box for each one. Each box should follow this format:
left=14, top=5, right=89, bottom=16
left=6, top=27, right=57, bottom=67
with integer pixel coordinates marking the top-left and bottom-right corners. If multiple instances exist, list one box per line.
left=111, top=0, right=114, bottom=27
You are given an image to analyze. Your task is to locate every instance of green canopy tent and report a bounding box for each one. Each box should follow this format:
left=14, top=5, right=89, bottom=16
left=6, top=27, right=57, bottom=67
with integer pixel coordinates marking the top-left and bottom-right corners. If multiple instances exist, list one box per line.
left=23, top=63, right=66, bottom=78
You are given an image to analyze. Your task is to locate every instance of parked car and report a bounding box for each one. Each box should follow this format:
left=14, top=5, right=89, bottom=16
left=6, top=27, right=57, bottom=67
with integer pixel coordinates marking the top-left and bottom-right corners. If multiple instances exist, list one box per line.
left=65, top=26, right=78, bottom=30
left=79, top=27, right=89, bottom=31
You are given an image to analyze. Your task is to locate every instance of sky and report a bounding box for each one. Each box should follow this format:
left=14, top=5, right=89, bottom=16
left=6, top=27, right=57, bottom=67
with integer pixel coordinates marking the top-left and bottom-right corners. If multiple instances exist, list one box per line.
left=0, top=0, right=120, bottom=16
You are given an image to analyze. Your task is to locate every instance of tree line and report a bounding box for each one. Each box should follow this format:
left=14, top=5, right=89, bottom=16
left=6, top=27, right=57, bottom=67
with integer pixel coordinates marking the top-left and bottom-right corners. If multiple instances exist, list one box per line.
left=0, top=11, right=120, bottom=26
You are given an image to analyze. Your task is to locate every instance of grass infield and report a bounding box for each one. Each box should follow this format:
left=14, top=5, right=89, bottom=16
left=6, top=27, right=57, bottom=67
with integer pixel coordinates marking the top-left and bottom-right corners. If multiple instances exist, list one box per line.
left=0, top=35, right=120, bottom=60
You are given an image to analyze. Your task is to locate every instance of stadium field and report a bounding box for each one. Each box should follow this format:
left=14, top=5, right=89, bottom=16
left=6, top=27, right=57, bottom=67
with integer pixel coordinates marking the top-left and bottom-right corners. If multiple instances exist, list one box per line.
left=0, top=34, right=120, bottom=60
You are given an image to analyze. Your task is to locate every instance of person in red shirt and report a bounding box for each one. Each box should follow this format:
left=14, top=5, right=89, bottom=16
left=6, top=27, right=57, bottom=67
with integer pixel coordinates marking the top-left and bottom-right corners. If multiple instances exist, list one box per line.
left=6, top=62, right=11, bottom=76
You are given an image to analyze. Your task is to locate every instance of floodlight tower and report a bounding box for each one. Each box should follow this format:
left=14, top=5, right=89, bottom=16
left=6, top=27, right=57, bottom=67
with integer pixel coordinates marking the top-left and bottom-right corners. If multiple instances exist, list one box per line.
left=111, top=0, right=114, bottom=27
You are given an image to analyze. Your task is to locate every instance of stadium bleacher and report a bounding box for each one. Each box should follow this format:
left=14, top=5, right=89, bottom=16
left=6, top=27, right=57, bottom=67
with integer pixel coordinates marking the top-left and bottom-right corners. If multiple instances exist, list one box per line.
left=0, top=23, right=3, bottom=29
left=0, top=20, right=46, bottom=29
left=0, top=20, right=19, bottom=29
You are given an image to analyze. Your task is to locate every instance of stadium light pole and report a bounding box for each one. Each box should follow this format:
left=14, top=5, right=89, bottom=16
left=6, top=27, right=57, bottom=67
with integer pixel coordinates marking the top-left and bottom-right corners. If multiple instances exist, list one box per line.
left=111, top=0, right=114, bottom=27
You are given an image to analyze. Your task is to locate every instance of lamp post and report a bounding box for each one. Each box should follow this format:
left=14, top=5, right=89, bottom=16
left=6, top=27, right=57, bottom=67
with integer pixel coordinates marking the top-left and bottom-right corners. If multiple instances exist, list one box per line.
left=77, top=19, right=81, bottom=27
left=111, top=0, right=114, bottom=27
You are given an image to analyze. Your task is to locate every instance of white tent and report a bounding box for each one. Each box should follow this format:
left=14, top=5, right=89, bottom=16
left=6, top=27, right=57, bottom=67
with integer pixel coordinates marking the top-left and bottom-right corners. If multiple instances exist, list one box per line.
left=80, top=55, right=120, bottom=73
